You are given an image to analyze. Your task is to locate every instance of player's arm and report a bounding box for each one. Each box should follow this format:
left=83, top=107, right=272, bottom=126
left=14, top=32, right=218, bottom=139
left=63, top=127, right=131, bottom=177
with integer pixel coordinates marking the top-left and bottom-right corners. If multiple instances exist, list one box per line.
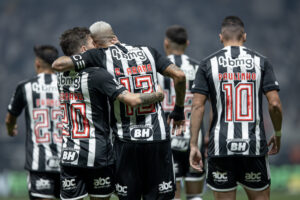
left=52, top=49, right=103, bottom=72
left=52, top=56, right=74, bottom=72
left=5, top=113, right=18, bottom=137
left=96, top=68, right=164, bottom=108
left=116, top=88, right=164, bottom=108
left=189, top=93, right=207, bottom=172
left=162, top=64, right=186, bottom=106
left=162, top=64, right=186, bottom=135
left=6, top=83, right=26, bottom=137
left=262, top=59, right=282, bottom=155
left=266, top=90, right=282, bottom=155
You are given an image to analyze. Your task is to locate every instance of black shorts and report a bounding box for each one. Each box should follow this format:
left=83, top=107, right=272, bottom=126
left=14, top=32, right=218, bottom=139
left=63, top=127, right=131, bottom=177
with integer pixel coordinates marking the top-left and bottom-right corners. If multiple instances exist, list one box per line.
left=114, top=139, right=175, bottom=200
left=206, top=156, right=271, bottom=192
left=27, top=171, right=60, bottom=200
left=60, top=165, right=114, bottom=200
left=173, top=150, right=205, bottom=182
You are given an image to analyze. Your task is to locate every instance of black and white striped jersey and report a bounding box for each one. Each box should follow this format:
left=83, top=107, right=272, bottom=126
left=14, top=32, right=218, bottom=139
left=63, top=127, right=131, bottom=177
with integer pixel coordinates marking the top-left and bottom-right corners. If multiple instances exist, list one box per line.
left=158, top=54, right=204, bottom=151
left=192, top=46, right=280, bottom=157
left=8, top=73, right=62, bottom=172
left=71, top=43, right=172, bottom=142
left=57, top=68, right=126, bottom=168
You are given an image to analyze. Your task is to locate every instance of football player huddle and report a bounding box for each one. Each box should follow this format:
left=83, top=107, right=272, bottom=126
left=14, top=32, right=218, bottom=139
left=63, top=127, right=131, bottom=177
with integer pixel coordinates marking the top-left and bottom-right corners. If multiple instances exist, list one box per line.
left=6, top=16, right=282, bottom=200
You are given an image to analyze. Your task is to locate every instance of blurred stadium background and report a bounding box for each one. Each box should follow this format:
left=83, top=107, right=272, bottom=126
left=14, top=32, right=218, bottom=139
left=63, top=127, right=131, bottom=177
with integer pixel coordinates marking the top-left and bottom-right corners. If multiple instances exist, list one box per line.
left=0, top=0, right=299, bottom=199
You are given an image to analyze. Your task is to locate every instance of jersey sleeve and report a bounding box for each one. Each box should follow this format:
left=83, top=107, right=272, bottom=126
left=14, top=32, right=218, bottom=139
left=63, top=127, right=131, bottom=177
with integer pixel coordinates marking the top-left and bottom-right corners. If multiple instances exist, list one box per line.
left=191, top=61, right=209, bottom=96
left=262, top=59, right=280, bottom=93
left=71, top=48, right=105, bottom=71
left=94, top=68, right=127, bottom=101
left=149, top=47, right=173, bottom=74
left=7, top=82, right=26, bottom=116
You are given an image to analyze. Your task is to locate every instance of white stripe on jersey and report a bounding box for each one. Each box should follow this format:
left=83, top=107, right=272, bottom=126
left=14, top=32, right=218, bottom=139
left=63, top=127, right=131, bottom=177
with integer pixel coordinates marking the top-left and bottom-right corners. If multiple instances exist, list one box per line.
left=25, top=82, right=39, bottom=170
left=115, top=45, right=137, bottom=138
left=224, top=47, right=234, bottom=156
left=38, top=74, right=53, bottom=171
left=211, top=57, right=221, bottom=156
left=239, top=47, right=251, bottom=155
left=142, top=47, right=167, bottom=140
left=254, top=55, right=261, bottom=155
left=81, top=72, right=96, bottom=167
left=69, top=83, right=80, bottom=165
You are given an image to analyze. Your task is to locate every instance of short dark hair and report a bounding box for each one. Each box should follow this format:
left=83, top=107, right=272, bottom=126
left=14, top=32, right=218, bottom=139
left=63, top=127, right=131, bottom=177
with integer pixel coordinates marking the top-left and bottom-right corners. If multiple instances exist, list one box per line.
left=59, top=27, right=91, bottom=56
left=221, top=16, right=245, bottom=41
left=165, top=25, right=188, bottom=45
left=33, top=45, right=58, bottom=65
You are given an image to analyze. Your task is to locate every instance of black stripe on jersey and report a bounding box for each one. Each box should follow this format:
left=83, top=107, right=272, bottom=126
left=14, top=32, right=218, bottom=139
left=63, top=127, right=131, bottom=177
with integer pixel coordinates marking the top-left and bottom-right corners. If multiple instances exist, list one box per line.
left=174, top=55, right=182, bottom=68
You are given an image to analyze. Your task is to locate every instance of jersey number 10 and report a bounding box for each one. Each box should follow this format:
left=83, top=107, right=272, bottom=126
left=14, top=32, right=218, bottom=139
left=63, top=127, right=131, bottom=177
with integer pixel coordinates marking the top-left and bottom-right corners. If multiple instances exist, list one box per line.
left=222, top=82, right=254, bottom=122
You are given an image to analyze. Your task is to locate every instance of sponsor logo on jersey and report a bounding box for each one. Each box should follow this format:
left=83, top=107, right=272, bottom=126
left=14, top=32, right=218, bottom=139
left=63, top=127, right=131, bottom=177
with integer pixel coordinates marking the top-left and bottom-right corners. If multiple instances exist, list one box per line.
left=94, top=177, right=111, bottom=189
left=62, top=178, right=76, bottom=190
left=32, top=83, right=57, bottom=93
left=245, top=172, right=261, bottom=182
left=212, top=171, right=228, bottom=183
left=171, top=137, right=189, bottom=151
left=130, top=125, right=153, bottom=139
left=181, top=64, right=197, bottom=81
left=158, top=181, right=173, bottom=193
left=47, top=157, right=60, bottom=169
left=218, top=55, right=254, bottom=70
left=36, top=178, right=51, bottom=190
left=57, top=72, right=81, bottom=89
left=226, top=139, right=250, bottom=153
left=115, top=183, right=127, bottom=196
left=61, top=149, right=79, bottom=162
left=112, top=48, right=147, bottom=61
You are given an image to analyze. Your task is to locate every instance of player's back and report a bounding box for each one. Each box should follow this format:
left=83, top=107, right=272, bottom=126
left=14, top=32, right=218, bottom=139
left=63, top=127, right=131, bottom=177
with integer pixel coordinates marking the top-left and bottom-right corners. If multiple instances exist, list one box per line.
left=192, top=46, right=279, bottom=157
left=102, top=43, right=171, bottom=142
left=57, top=67, right=123, bottom=168
left=8, top=73, right=62, bottom=172
left=158, top=54, right=201, bottom=150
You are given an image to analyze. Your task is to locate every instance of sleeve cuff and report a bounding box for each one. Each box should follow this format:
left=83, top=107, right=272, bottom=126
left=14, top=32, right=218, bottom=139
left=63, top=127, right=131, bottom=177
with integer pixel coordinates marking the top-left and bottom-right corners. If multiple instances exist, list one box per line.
left=71, top=55, right=86, bottom=72
left=191, top=88, right=209, bottom=96
left=110, top=87, right=127, bottom=101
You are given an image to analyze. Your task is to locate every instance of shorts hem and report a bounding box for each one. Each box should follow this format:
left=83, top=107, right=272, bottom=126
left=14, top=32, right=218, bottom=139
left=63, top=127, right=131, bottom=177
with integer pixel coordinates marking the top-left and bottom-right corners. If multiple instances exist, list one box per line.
left=207, top=183, right=237, bottom=192
left=60, top=193, right=88, bottom=200
left=185, top=175, right=205, bottom=182
left=176, top=177, right=183, bottom=181
left=30, top=192, right=56, bottom=199
left=238, top=182, right=270, bottom=191
left=90, top=192, right=114, bottom=198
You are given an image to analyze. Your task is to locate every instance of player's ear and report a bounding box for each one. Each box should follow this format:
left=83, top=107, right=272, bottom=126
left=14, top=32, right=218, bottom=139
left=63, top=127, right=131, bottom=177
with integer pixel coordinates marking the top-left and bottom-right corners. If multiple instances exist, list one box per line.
left=81, top=45, right=87, bottom=53
left=219, top=33, right=223, bottom=44
left=243, top=33, right=247, bottom=43
left=186, top=40, right=190, bottom=47
left=34, top=58, right=41, bottom=73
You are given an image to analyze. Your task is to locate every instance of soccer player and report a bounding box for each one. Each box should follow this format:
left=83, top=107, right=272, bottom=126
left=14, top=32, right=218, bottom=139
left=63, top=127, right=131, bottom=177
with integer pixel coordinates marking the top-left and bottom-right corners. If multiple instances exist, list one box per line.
left=158, top=25, right=205, bottom=200
left=58, top=27, right=165, bottom=200
left=52, top=21, right=186, bottom=200
left=6, top=45, right=61, bottom=200
left=189, top=16, right=282, bottom=200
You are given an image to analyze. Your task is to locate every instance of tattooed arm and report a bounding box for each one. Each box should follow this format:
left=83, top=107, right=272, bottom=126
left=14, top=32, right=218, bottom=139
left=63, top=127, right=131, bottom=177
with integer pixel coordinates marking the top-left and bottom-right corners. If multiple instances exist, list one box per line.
left=52, top=56, right=75, bottom=72
left=116, top=89, right=164, bottom=108
left=162, top=64, right=186, bottom=106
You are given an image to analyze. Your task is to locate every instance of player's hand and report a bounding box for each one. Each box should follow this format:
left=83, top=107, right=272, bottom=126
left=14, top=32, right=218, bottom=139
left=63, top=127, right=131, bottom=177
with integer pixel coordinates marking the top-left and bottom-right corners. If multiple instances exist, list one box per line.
left=268, top=135, right=281, bottom=155
left=167, top=105, right=185, bottom=136
left=7, top=124, right=18, bottom=137
left=189, top=145, right=203, bottom=172
left=156, top=85, right=165, bottom=102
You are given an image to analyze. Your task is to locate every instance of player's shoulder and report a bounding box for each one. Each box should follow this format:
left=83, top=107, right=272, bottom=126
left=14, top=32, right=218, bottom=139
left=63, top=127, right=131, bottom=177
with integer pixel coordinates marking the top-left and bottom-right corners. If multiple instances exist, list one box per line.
left=201, top=48, right=227, bottom=63
left=183, top=54, right=201, bottom=65
left=17, top=75, right=39, bottom=87
left=243, top=46, right=267, bottom=59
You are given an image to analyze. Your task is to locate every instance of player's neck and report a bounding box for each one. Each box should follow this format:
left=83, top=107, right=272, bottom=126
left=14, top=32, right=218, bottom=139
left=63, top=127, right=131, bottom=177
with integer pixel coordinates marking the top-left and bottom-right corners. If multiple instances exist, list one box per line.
left=166, top=49, right=184, bottom=56
left=223, top=40, right=244, bottom=47
left=37, top=69, right=53, bottom=74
